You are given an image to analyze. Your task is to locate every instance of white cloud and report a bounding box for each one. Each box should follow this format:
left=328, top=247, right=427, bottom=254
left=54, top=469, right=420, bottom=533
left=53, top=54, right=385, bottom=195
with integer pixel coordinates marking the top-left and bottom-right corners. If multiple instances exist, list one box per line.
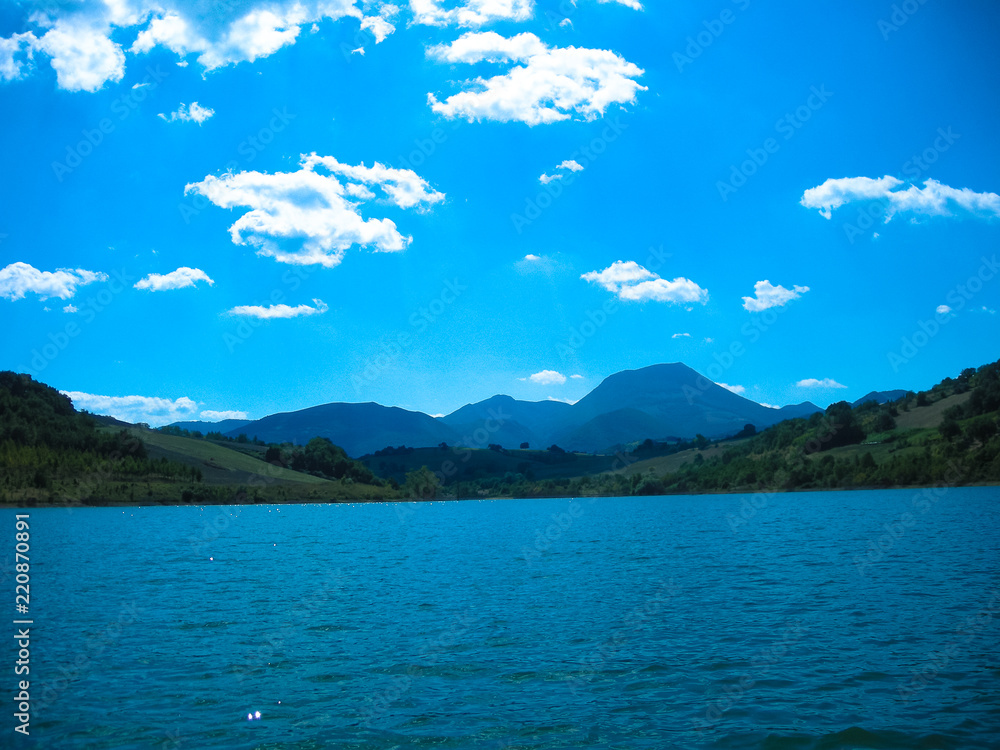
left=1, top=2, right=391, bottom=88
left=34, top=19, right=125, bottom=92
left=529, top=370, right=567, bottom=385
left=410, top=0, right=533, bottom=27
left=742, top=280, right=810, bottom=312
left=672, top=332, right=691, bottom=339
left=158, top=102, right=215, bottom=124
left=582, top=260, right=708, bottom=304
left=200, top=409, right=249, bottom=421
left=570, top=374, right=584, bottom=379
left=760, top=403, right=780, bottom=410
left=979, top=306, right=997, bottom=315
left=801, top=176, right=1000, bottom=222
left=796, top=378, right=847, bottom=389
left=936, top=304, right=952, bottom=315
left=716, top=382, right=745, bottom=395
left=427, top=31, right=645, bottom=125
left=186, top=153, right=444, bottom=267
left=600, top=0, right=643, bottom=8
left=524, top=254, right=541, bottom=261
left=539, top=158, right=585, bottom=184
left=130, top=3, right=371, bottom=71
left=135, top=267, right=215, bottom=291
left=0, top=262, right=107, bottom=301
left=60, top=391, right=199, bottom=427
left=63, top=304, right=78, bottom=313
left=227, top=299, right=329, bottom=318
left=0, top=32, right=36, bottom=82
left=547, top=396, right=578, bottom=405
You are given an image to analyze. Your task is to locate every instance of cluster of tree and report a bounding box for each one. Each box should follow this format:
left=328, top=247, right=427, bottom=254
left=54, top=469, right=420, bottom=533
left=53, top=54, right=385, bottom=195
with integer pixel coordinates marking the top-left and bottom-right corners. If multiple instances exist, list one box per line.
left=158, top=425, right=268, bottom=446
left=264, top=437, right=380, bottom=485
left=371, top=445, right=416, bottom=456
left=0, top=372, right=201, bottom=496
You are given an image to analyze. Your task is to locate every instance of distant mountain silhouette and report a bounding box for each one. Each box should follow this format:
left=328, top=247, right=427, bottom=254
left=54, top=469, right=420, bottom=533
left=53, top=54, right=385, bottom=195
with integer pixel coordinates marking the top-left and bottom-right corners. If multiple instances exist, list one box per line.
left=549, top=363, right=822, bottom=451
left=221, top=363, right=826, bottom=456
left=439, top=395, right=572, bottom=448
left=168, top=419, right=251, bottom=434
left=851, top=390, right=908, bottom=407
left=223, top=403, right=458, bottom=457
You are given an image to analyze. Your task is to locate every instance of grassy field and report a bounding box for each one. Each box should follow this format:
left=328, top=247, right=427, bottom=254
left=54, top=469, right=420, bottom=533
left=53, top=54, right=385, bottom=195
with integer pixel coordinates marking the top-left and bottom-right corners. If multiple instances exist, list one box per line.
left=117, top=427, right=330, bottom=486
left=610, top=439, right=751, bottom=478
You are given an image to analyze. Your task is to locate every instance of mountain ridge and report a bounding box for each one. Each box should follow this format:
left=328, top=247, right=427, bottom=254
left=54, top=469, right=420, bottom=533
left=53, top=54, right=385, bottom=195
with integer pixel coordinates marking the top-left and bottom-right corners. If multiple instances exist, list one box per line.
left=195, top=362, right=826, bottom=456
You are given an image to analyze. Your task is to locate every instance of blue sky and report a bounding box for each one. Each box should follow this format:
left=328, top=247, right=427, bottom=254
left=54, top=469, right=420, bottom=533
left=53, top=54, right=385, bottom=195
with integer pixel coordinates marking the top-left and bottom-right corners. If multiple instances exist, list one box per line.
left=1, top=0, right=999, bottom=425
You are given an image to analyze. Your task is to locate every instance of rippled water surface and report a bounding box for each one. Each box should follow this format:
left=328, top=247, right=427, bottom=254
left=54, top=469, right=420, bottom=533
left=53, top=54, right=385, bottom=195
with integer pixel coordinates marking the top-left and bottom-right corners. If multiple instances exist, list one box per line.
left=3, top=488, right=999, bottom=749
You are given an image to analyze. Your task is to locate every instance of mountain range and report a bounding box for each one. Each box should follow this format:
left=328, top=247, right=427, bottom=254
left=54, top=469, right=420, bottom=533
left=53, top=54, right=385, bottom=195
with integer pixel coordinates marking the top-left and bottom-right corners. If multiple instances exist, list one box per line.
left=169, top=363, right=825, bottom=457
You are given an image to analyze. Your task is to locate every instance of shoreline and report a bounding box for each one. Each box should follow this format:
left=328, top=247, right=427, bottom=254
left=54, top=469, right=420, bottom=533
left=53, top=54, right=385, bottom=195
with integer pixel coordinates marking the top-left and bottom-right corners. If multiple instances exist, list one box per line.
left=3, top=480, right=997, bottom=510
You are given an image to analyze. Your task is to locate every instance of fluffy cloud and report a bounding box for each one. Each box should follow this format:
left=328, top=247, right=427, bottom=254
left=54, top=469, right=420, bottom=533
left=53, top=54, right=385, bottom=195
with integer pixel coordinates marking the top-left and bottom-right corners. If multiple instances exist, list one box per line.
left=158, top=102, right=215, bottom=124
left=0, top=262, right=107, bottom=301
left=63, top=304, right=78, bottom=313
left=227, top=299, right=329, bottom=318
left=135, top=267, right=215, bottom=291
left=582, top=260, right=708, bottom=304
left=528, top=370, right=567, bottom=385
left=524, top=254, right=541, bottom=261
left=539, top=158, right=585, bottom=184
left=427, top=32, right=645, bottom=125
left=60, top=391, right=199, bottom=426
left=600, top=0, right=643, bottom=8
left=671, top=332, right=691, bottom=339
left=796, top=378, right=847, bottom=389
left=200, top=409, right=249, bottom=421
left=186, top=153, right=444, bottom=267
left=716, top=382, right=745, bottom=395
left=801, top=176, right=1000, bottom=222
left=0, top=32, right=36, bottom=82
left=742, top=280, right=810, bottom=312
left=570, top=374, right=584, bottom=379
left=1, top=1, right=393, bottom=89
left=936, top=304, right=952, bottom=315
left=35, top=19, right=126, bottom=92
left=410, top=0, right=533, bottom=27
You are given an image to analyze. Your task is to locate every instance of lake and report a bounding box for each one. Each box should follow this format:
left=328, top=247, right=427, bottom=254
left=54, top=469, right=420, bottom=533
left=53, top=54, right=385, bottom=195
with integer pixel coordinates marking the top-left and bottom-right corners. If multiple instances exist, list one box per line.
left=2, top=487, right=998, bottom=749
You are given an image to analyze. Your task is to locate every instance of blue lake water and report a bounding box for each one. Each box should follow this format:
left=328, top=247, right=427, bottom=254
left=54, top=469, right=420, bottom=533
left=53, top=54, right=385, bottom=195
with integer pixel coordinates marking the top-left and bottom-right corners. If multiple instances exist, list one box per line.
left=2, top=488, right=999, bottom=749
